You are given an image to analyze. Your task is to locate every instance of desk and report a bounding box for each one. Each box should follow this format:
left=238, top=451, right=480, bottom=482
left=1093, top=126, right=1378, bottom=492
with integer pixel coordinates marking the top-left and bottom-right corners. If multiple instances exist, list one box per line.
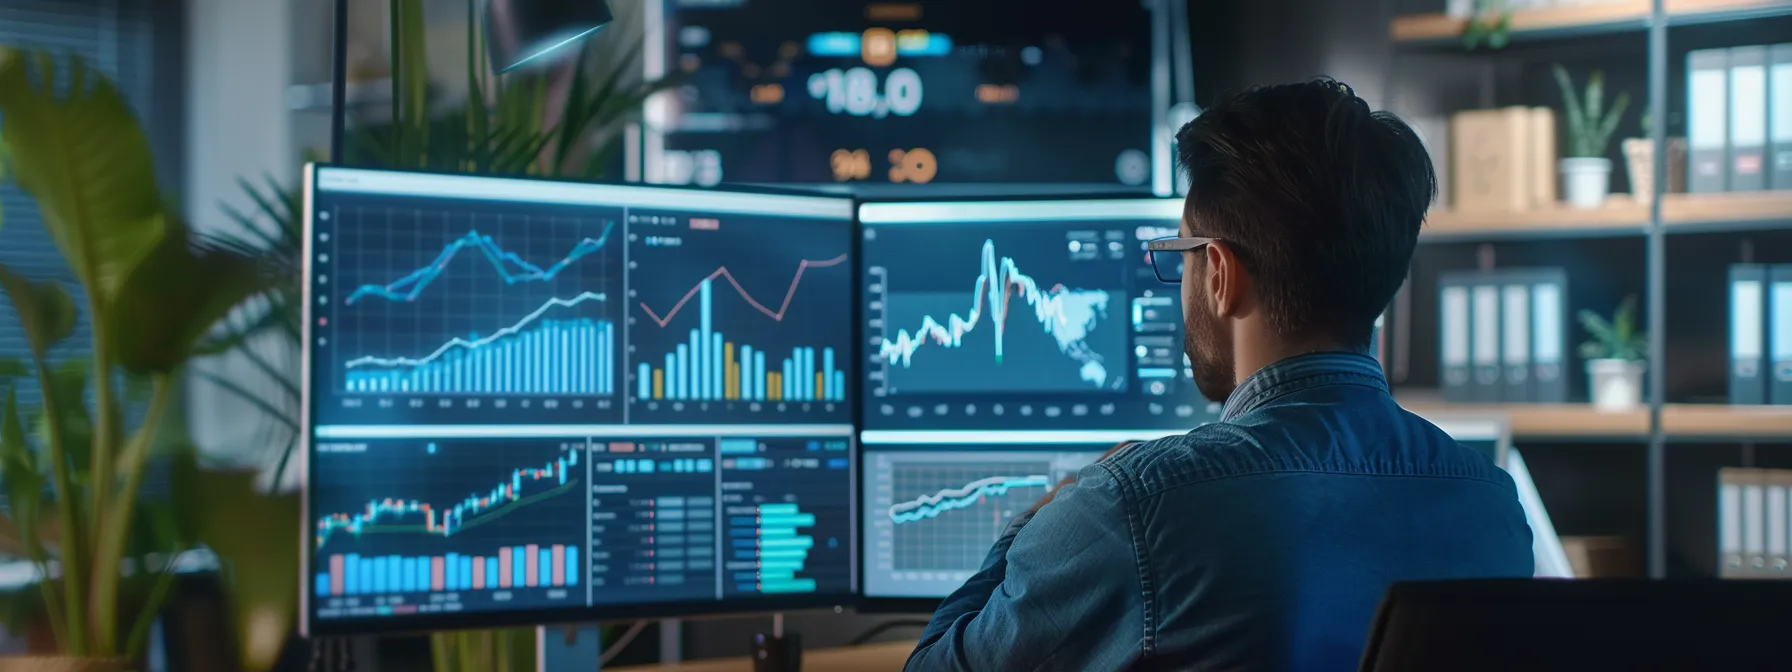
left=609, top=641, right=914, bottom=672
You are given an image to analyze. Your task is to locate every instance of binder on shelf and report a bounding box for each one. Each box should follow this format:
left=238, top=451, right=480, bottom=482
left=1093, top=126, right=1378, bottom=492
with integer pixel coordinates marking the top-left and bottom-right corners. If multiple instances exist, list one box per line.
left=1721, top=468, right=1745, bottom=577
left=1688, top=49, right=1730, bottom=193
left=1771, top=264, right=1792, bottom=405
left=1730, top=264, right=1768, bottom=405
left=1531, top=270, right=1569, bottom=404
left=1501, top=280, right=1533, bottom=402
left=1439, top=276, right=1473, bottom=403
left=1769, top=472, right=1789, bottom=576
left=1771, top=44, right=1792, bottom=191
left=1729, top=45, right=1769, bottom=192
left=1744, top=473, right=1767, bottom=574
left=1471, top=281, right=1503, bottom=403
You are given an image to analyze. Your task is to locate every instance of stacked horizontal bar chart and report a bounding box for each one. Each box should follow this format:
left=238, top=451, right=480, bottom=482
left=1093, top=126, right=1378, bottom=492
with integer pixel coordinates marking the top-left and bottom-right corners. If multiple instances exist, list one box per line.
left=726, top=503, right=820, bottom=594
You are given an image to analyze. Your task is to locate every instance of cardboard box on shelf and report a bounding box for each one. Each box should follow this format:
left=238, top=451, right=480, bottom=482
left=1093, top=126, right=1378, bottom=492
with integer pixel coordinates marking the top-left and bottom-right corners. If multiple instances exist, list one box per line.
left=1452, top=107, right=1535, bottom=212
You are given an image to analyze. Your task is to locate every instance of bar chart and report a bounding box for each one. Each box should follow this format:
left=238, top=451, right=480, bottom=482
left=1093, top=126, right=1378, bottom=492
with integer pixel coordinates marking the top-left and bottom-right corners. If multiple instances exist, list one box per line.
left=719, top=437, right=853, bottom=598
left=309, top=438, right=588, bottom=620
left=627, top=208, right=853, bottom=424
left=634, top=279, right=846, bottom=404
left=344, top=312, right=614, bottom=396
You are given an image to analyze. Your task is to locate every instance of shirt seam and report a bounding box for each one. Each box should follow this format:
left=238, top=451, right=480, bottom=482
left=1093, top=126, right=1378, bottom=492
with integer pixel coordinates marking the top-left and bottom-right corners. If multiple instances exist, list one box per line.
left=1097, top=459, right=1158, bottom=660
left=1222, top=375, right=1387, bottom=420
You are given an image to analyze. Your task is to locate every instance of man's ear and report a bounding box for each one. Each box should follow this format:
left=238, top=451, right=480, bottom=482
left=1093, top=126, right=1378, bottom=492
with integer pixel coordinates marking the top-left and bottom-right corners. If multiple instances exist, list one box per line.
left=1206, top=241, right=1244, bottom=319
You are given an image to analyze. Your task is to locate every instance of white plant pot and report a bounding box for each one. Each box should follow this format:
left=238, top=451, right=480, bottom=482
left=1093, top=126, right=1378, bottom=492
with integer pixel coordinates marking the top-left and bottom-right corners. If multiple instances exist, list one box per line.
left=1587, top=358, right=1645, bottom=412
left=1560, top=157, right=1613, bottom=209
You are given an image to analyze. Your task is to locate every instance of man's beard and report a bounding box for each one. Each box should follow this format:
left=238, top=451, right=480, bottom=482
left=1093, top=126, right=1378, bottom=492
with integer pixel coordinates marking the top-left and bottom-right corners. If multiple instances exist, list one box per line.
left=1184, top=290, right=1236, bottom=403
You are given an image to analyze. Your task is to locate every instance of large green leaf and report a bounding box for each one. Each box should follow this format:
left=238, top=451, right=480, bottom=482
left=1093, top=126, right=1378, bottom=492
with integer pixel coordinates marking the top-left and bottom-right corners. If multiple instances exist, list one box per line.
left=0, top=49, right=168, bottom=303
left=106, top=231, right=281, bottom=374
left=173, top=462, right=298, bottom=672
left=0, top=264, right=77, bottom=358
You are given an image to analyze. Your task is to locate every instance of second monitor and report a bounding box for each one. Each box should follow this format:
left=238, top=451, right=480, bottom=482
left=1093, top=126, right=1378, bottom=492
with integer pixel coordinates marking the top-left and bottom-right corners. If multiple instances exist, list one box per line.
left=857, top=197, right=1220, bottom=435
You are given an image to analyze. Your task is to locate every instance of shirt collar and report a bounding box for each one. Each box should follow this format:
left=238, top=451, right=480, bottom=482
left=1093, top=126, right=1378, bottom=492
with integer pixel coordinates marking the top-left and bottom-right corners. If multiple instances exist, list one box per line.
left=1219, top=351, right=1389, bottom=421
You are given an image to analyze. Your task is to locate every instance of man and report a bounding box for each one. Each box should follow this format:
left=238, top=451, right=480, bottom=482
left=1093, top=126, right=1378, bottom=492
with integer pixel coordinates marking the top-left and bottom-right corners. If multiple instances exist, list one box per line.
left=904, top=79, right=1534, bottom=671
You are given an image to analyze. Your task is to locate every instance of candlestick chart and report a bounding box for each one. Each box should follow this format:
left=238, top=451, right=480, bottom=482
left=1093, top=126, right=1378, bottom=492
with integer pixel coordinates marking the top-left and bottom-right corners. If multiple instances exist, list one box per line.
left=309, top=438, right=587, bottom=618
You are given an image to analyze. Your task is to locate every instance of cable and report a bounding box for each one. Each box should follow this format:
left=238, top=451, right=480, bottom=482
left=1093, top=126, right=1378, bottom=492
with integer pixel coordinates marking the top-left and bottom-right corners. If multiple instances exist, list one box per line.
left=846, top=619, right=931, bottom=647
left=599, top=620, right=650, bottom=665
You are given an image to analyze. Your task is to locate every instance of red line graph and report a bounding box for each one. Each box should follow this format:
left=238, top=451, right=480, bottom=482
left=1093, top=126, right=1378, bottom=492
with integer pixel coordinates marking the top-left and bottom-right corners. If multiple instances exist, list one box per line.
left=638, top=254, right=848, bottom=327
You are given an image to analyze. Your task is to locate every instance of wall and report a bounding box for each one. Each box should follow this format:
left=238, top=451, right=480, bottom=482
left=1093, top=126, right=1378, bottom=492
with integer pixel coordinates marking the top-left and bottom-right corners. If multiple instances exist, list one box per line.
left=182, top=0, right=296, bottom=466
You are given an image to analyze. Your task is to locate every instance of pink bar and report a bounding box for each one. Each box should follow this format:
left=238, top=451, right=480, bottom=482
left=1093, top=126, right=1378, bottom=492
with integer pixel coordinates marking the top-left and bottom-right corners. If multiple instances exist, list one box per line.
left=525, top=544, right=540, bottom=587
left=431, top=556, right=445, bottom=592
left=499, top=547, right=513, bottom=588
left=473, top=556, right=486, bottom=590
left=552, top=545, right=566, bottom=586
left=329, top=554, right=345, bottom=596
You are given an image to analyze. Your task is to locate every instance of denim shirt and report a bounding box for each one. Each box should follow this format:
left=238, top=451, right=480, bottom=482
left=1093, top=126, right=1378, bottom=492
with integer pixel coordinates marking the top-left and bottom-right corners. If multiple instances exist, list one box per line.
left=905, top=352, right=1534, bottom=672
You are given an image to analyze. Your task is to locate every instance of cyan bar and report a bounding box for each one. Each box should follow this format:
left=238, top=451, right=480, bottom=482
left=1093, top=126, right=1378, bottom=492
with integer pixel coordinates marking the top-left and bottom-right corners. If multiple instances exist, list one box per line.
left=759, top=503, right=798, bottom=515
left=314, top=573, right=330, bottom=597
left=759, top=578, right=818, bottom=594
left=758, top=549, right=808, bottom=560
left=460, top=556, right=474, bottom=590
left=759, top=514, right=816, bottom=528
left=719, top=439, right=758, bottom=454
left=759, top=526, right=798, bottom=538
left=665, top=352, right=676, bottom=400
left=513, top=546, right=527, bottom=587
left=759, top=559, right=804, bottom=572
left=758, top=568, right=796, bottom=581
left=759, top=537, right=814, bottom=550
left=445, top=553, right=461, bottom=591
left=567, top=546, right=579, bottom=586
left=781, top=357, right=792, bottom=399
left=740, top=344, right=754, bottom=399
left=675, top=343, right=689, bottom=399
left=700, top=279, right=712, bottom=400
left=823, top=347, right=834, bottom=399
left=688, top=327, right=701, bottom=400
left=754, top=351, right=766, bottom=400
left=486, top=556, right=499, bottom=588
left=833, top=370, right=844, bottom=402
left=344, top=553, right=360, bottom=594
left=369, top=557, right=385, bottom=594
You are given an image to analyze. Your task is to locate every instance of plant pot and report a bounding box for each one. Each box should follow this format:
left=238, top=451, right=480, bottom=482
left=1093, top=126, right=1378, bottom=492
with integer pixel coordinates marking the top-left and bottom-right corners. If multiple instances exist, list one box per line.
left=1621, top=137, right=1688, bottom=204
left=1587, top=358, right=1646, bottom=412
left=0, top=658, right=130, bottom=672
left=1560, top=157, right=1613, bottom=209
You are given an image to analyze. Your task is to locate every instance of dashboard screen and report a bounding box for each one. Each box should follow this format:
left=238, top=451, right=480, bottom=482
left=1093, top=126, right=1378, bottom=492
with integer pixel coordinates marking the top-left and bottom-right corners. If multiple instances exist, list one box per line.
left=302, top=166, right=857, bottom=632
left=861, top=443, right=1112, bottom=598
left=654, top=0, right=1157, bottom=187
left=857, top=198, right=1220, bottom=434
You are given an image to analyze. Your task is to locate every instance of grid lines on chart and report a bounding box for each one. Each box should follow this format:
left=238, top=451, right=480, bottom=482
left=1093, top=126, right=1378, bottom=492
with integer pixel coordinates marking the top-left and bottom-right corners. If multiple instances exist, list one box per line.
left=890, top=460, right=1050, bottom=572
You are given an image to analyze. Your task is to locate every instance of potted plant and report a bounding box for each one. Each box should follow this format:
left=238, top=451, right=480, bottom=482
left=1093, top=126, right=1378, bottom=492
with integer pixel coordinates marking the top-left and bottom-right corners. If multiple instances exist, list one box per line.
left=1578, top=295, right=1648, bottom=412
left=1620, top=112, right=1688, bottom=204
left=0, top=47, right=281, bottom=668
left=1552, top=64, right=1630, bottom=209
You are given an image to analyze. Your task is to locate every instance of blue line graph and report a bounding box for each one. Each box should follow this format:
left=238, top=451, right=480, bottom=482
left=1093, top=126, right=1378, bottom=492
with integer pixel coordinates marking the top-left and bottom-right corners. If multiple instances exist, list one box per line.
left=878, top=239, right=1116, bottom=389
left=344, top=222, right=614, bottom=305
left=888, top=474, right=1051, bottom=524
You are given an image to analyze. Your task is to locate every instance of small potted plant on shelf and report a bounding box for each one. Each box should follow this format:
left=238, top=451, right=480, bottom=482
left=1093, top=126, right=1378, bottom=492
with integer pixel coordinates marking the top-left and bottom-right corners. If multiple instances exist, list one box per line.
left=1579, top=295, right=1648, bottom=412
left=1621, top=112, right=1688, bottom=204
left=1552, top=64, right=1630, bottom=209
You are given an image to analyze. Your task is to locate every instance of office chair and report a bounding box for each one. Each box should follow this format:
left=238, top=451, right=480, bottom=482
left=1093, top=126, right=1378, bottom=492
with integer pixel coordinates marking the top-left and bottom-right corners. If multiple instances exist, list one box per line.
left=1360, top=579, right=1792, bottom=671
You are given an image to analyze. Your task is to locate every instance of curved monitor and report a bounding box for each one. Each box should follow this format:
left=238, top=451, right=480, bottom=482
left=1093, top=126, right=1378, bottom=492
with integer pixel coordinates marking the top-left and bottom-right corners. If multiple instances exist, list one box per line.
left=299, top=165, right=858, bottom=634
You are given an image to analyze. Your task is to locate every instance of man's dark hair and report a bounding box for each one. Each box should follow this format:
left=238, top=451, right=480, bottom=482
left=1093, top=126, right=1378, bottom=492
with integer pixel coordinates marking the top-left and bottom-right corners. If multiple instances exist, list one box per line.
left=1175, top=78, right=1436, bottom=350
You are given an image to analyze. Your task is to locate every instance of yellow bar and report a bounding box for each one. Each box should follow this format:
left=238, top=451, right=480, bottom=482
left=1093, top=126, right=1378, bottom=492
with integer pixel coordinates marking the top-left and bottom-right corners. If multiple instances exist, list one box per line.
left=769, top=372, right=781, bottom=400
left=729, top=363, right=740, bottom=400
left=725, top=343, right=735, bottom=400
left=653, top=369, right=664, bottom=399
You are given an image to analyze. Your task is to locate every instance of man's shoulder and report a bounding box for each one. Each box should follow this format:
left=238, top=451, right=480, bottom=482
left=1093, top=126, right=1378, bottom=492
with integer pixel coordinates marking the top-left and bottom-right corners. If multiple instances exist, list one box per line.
left=1100, top=423, right=1264, bottom=496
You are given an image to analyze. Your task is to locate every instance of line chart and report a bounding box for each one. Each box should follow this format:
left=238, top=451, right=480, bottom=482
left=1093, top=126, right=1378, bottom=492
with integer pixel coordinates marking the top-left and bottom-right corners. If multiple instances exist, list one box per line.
left=345, top=221, right=614, bottom=305
left=888, top=474, right=1050, bottom=524
left=346, top=292, right=606, bottom=369
left=873, top=239, right=1123, bottom=393
left=637, top=253, right=849, bottom=327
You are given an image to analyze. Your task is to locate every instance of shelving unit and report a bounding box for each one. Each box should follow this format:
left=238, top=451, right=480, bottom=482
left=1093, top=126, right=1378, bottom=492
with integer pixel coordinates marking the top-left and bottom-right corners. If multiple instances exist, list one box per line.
left=1386, top=0, right=1792, bottom=579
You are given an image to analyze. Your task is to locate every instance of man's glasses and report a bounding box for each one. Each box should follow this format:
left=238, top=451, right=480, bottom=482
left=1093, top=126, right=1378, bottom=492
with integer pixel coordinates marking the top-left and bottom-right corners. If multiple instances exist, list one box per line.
left=1146, top=236, right=1218, bottom=283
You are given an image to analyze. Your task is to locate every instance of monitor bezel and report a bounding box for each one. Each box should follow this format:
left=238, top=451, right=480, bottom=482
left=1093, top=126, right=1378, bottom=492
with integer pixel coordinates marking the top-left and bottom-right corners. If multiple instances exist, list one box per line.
left=298, top=162, right=862, bottom=636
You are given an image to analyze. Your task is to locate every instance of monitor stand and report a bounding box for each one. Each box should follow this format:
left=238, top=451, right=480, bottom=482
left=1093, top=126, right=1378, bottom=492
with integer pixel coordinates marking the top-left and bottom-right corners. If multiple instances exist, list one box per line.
left=537, top=624, right=603, bottom=671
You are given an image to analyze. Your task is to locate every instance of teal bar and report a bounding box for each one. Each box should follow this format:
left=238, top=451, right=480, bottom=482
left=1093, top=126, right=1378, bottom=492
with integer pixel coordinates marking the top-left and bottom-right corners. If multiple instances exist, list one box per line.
left=759, top=526, right=798, bottom=538
left=758, top=514, right=815, bottom=528
left=759, top=578, right=817, bottom=594
left=759, top=537, right=813, bottom=550
left=759, top=503, right=798, bottom=515
left=759, top=559, right=805, bottom=572
left=759, top=549, right=808, bottom=559
left=759, top=568, right=796, bottom=581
